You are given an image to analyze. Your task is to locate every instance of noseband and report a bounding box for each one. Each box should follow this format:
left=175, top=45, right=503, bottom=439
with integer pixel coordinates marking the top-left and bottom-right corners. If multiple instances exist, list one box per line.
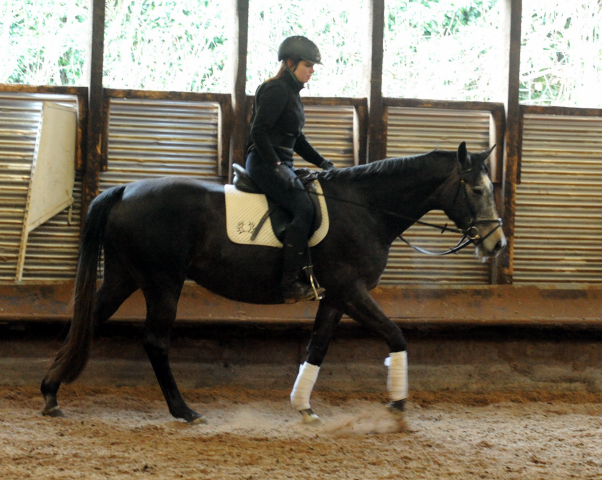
left=399, top=167, right=502, bottom=256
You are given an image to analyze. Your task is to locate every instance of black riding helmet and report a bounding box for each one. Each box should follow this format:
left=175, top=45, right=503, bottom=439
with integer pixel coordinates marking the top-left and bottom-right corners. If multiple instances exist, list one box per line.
left=277, top=36, right=322, bottom=65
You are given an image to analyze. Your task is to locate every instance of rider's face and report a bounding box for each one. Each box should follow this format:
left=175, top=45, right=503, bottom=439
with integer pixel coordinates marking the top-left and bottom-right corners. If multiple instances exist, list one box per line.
left=288, top=60, right=315, bottom=84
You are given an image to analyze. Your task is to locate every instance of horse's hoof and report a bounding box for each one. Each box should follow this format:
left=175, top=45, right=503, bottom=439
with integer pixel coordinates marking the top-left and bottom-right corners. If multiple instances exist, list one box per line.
left=189, top=415, right=207, bottom=425
left=299, top=408, right=320, bottom=424
left=387, top=399, right=405, bottom=412
left=42, top=406, right=65, bottom=418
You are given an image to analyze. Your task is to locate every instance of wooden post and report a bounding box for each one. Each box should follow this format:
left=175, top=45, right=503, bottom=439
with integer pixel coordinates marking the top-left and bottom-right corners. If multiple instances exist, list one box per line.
left=366, top=0, right=385, bottom=163
left=228, top=0, right=249, bottom=181
left=494, top=0, right=522, bottom=285
left=81, top=0, right=106, bottom=226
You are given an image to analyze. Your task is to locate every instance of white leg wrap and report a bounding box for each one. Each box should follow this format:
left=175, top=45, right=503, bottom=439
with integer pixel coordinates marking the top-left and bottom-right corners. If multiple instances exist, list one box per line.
left=290, top=362, right=320, bottom=411
left=385, top=351, right=408, bottom=401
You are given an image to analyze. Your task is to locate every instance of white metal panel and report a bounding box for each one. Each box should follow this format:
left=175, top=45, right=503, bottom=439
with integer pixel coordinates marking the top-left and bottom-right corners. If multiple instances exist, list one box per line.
left=294, top=105, right=355, bottom=169
left=24, top=102, right=76, bottom=232
left=0, top=93, right=80, bottom=282
left=514, top=114, right=602, bottom=284
left=16, top=102, right=77, bottom=280
left=100, top=98, right=221, bottom=191
left=383, top=107, right=493, bottom=285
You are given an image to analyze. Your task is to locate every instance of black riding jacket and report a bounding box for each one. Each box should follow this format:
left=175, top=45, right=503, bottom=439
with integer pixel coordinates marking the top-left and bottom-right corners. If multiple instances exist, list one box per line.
left=247, top=70, right=328, bottom=168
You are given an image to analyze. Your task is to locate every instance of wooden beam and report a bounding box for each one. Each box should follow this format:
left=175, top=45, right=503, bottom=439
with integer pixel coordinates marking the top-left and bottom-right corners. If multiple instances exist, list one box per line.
left=2, top=282, right=601, bottom=326
left=228, top=0, right=250, bottom=181
left=81, top=0, right=106, bottom=225
left=104, top=90, right=231, bottom=102
left=522, top=105, right=602, bottom=117
left=366, top=0, right=385, bottom=162
left=496, top=0, right=522, bottom=285
left=0, top=85, right=86, bottom=95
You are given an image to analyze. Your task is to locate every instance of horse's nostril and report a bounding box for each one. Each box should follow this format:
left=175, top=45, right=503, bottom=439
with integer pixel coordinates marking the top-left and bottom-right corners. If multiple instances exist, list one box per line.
left=494, top=240, right=504, bottom=253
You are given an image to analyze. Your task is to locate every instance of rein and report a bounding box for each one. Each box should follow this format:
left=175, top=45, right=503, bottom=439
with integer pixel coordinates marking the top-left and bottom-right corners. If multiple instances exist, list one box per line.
left=295, top=168, right=502, bottom=256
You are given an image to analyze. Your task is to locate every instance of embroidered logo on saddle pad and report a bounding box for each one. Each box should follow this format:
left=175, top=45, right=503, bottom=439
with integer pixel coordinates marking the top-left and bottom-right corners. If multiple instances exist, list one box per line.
left=224, top=181, right=329, bottom=248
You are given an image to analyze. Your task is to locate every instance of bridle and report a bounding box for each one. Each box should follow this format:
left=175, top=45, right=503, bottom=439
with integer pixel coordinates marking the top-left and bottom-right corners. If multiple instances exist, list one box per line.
left=397, top=166, right=503, bottom=256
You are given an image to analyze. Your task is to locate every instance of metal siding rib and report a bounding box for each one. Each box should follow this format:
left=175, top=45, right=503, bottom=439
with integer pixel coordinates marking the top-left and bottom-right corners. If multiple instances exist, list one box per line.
left=100, top=98, right=221, bottom=191
left=293, top=105, right=355, bottom=168
left=0, top=93, right=80, bottom=281
left=383, top=107, right=493, bottom=285
left=514, top=114, right=602, bottom=284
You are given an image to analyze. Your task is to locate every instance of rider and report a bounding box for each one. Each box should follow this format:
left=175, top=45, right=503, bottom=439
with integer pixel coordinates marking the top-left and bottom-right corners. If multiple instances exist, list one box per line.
left=245, top=35, right=336, bottom=304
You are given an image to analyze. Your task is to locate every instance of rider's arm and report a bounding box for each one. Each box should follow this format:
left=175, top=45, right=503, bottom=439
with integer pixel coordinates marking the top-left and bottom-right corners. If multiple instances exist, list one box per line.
left=294, top=134, right=336, bottom=170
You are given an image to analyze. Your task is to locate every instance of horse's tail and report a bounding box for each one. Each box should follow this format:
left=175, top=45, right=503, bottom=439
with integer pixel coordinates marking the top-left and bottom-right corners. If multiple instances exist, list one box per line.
left=45, top=185, right=126, bottom=385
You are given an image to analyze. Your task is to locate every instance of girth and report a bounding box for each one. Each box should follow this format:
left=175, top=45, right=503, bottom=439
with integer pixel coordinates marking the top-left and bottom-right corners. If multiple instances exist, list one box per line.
left=232, top=163, right=322, bottom=243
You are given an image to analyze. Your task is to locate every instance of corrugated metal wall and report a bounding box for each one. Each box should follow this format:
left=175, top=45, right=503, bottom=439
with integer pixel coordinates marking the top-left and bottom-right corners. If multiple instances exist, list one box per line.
left=100, top=98, right=222, bottom=191
left=10, top=96, right=599, bottom=286
left=383, top=107, right=494, bottom=284
left=294, top=105, right=356, bottom=168
left=514, top=114, right=602, bottom=284
left=0, top=93, right=81, bottom=281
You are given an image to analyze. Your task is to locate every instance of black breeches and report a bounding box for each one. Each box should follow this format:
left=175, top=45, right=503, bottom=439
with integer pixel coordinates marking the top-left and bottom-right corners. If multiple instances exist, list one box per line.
left=246, top=151, right=314, bottom=237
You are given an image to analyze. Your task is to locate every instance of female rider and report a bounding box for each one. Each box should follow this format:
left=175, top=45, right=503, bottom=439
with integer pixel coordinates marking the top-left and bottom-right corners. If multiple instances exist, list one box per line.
left=245, top=36, right=335, bottom=304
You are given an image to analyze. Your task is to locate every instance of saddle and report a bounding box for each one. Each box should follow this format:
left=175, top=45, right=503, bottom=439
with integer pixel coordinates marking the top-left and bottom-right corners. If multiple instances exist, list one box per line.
left=231, top=163, right=323, bottom=243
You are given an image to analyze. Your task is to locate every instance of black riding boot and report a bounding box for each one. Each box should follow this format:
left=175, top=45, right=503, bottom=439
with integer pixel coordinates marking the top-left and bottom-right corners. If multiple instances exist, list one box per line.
left=282, top=226, right=324, bottom=304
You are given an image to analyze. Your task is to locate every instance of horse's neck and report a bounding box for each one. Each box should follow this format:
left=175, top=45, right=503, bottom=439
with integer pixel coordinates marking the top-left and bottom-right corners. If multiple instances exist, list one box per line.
left=361, top=156, right=451, bottom=211
left=337, top=154, right=455, bottom=240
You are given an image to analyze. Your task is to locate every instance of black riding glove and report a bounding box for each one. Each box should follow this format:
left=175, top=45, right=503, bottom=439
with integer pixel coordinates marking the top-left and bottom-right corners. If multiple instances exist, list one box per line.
left=319, top=159, right=337, bottom=170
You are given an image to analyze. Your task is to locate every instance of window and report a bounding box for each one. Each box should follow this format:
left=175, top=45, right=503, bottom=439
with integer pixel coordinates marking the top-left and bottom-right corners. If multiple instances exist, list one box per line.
left=246, top=0, right=368, bottom=97
left=103, top=0, right=230, bottom=92
left=383, top=0, right=500, bottom=101
left=521, top=0, right=602, bottom=107
left=0, top=0, right=90, bottom=85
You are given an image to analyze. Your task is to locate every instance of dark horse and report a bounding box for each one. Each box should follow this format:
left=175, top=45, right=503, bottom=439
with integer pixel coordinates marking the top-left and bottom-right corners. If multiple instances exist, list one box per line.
left=41, top=142, right=505, bottom=423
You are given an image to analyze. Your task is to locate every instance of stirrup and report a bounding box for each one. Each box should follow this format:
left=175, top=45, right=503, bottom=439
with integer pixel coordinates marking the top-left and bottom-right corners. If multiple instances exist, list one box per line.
left=303, top=265, right=324, bottom=301
left=283, top=279, right=324, bottom=304
left=308, top=272, right=324, bottom=301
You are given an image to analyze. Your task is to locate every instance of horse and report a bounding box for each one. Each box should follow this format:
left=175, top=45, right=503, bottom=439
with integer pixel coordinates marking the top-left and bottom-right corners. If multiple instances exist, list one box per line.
left=41, top=142, right=506, bottom=424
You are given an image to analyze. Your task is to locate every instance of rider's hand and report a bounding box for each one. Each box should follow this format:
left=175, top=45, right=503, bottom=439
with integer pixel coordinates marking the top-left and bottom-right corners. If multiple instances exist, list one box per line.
left=320, top=159, right=337, bottom=170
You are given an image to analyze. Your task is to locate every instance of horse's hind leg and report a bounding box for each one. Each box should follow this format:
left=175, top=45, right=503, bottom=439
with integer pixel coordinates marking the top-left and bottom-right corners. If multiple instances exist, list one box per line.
left=141, top=279, right=205, bottom=424
left=291, top=301, right=343, bottom=422
left=41, top=252, right=138, bottom=417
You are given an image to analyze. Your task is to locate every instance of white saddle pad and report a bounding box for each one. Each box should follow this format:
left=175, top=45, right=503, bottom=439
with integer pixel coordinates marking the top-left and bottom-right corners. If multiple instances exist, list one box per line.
left=224, top=181, right=329, bottom=248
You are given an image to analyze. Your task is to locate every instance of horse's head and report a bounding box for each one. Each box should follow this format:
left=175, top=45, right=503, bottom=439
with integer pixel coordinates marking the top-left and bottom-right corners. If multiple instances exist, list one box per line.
left=440, top=142, right=506, bottom=259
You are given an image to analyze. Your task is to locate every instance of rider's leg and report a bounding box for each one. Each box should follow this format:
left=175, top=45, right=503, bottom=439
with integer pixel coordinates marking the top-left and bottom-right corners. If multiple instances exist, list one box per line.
left=246, top=154, right=323, bottom=302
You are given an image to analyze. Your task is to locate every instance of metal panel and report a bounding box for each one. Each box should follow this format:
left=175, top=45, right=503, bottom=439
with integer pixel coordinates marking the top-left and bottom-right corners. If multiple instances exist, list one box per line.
left=383, top=107, right=493, bottom=285
left=294, top=105, right=355, bottom=168
left=21, top=173, right=82, bottom=281
left=0, top=93, right=80, bottom=281
left=514, top=114, right=602, bottom=284
left=100, top=98, right=221, bottom=191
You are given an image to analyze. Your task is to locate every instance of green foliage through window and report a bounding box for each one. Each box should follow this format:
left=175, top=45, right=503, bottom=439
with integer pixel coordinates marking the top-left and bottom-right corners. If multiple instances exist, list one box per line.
left=383, top=0, right=500, bottom=102
left=521, top=0, right=602, bottom=107
left=2, top=0, right=602, bottom=106
left=0, top=0, right=90, bottom=85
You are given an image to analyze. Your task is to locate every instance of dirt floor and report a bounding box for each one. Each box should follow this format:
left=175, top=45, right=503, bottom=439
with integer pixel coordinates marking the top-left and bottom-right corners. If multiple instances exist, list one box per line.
left=2, top=386, right=602, bottom=479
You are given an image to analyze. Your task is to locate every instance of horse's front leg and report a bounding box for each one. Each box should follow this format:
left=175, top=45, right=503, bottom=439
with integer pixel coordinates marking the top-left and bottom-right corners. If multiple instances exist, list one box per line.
left=291, top=301, right=343, bottom=423
left=342, top=288, right=408, bottom=413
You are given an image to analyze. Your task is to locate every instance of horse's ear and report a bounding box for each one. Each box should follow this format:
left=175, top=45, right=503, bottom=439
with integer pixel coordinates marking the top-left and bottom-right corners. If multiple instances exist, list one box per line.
left=457, top=141, right=468, bottom=167
left=478, top=144, right=496, bottom=162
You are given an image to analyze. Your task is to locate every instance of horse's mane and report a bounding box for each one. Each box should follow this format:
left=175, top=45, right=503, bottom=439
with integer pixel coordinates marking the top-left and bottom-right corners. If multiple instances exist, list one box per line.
left=320, top=149, right=456, bottom=182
